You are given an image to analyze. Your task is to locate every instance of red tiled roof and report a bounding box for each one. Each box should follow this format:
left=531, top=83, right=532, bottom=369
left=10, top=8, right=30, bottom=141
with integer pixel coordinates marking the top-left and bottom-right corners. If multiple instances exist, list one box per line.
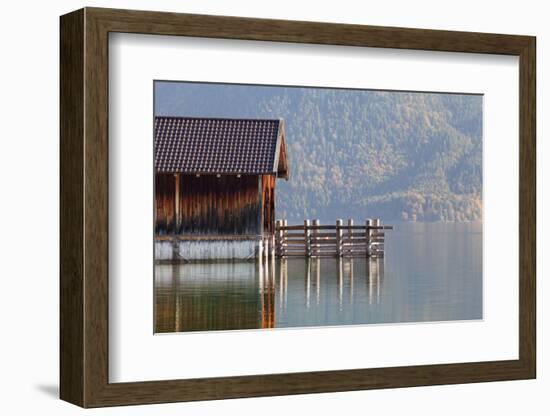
left=154, top=117, right=287, bottom=176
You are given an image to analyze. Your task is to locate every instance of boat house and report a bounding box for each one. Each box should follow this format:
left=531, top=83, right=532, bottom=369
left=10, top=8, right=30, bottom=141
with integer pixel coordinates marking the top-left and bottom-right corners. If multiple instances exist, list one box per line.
left=154, top=116, right=289, bottom=261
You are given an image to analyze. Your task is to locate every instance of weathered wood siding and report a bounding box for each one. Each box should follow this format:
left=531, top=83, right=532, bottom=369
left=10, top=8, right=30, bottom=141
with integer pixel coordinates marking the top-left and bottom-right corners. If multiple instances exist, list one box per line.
left=155, top=174, right=267, bottom=236
left=261, top=174, right=276, bottom=235
left=155, top=174, right=176, bottom=234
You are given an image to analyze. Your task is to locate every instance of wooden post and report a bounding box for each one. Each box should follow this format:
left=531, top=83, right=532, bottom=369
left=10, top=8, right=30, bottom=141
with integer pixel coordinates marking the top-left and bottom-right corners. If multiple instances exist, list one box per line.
left=336, top=219, right=343, bottom=257
left=337, top=256, right=343, bottom=309
left=373, top=218, right=381, bottom=257
left=380, top=219, right=385, bottom=257
left=304, top=219, right=311, bottom=257
left=312, top=219, right=320, bottom=257
left=275, top=220, right=281, bottom=257
left=279, top=253, right=284, bottom=305
left=282, top=219, right=288, bottom=257
left=349, top=257, right=354, bottom=304
left=305, top=258, right=311, bottom=308
left=366, top=218, right=373, bottom=257
left=347, top=218, right=353, bottom=257
left=282, top=257, right=288, bottom=309
left=258, top=237, right=263, bottom=261
left=315, top=257, right=321, bottom=305
left=257, top=176, right=263, bottom=237
left=174, top=173, right=180, bottom=233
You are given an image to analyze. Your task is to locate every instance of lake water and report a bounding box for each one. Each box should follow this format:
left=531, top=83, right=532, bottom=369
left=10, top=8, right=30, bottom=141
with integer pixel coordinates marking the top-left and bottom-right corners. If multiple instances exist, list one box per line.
left=154, top=222, right=482, bottom=333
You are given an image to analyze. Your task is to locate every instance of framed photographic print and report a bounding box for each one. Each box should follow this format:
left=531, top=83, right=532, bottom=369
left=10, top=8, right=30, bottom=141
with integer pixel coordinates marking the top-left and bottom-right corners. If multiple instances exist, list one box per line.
left=60, top=7, right=536, bottom=407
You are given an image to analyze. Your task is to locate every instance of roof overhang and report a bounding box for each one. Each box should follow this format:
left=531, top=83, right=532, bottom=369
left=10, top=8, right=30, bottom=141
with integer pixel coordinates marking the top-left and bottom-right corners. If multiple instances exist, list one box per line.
left=273, top=119, right=289, bottom=180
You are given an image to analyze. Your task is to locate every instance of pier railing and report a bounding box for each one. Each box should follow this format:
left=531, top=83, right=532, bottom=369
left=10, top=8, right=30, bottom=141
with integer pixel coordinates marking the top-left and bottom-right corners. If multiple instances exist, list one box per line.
left=275, top=219, right=393, bottom=258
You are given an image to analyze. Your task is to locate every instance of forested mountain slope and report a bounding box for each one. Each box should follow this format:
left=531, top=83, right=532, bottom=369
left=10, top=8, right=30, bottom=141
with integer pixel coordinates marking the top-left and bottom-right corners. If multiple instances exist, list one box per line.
left=156, top=82, right=482, bottom=222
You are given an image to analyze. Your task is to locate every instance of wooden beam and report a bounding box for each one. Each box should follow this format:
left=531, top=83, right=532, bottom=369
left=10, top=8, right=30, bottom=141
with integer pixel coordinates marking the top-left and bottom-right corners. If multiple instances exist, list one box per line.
left=258, top=175, right=263, bottom=237
left=174, top=173, right=180, bottom=233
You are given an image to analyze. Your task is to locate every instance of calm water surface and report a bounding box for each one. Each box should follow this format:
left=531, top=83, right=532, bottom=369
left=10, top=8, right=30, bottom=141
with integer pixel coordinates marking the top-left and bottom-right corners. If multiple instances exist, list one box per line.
left=154, top=222, right=482, bottom=333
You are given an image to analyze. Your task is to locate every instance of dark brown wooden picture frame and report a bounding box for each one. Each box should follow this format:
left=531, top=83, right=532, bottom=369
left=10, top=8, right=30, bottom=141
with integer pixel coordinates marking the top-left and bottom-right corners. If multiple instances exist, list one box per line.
left=60, top=7, right=536, bottom=408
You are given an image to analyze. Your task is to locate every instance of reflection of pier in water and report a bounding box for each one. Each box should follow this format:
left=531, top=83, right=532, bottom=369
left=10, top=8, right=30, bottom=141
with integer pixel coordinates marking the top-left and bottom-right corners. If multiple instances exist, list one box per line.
left=155, top=257, right=384, bottom=333
left=269, top=256, right=385, bottom=316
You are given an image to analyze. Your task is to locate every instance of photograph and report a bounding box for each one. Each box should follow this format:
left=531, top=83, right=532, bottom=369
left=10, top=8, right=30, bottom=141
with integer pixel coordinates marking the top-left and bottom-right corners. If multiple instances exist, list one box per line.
left=52, top=4, right=537, bottom=410
left=153, top=81, right=483, bottom=333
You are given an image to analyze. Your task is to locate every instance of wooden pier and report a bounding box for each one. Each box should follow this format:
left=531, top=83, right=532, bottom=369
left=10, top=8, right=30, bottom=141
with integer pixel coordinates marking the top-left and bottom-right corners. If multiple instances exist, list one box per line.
left=274, top=219, right=392, bottom=258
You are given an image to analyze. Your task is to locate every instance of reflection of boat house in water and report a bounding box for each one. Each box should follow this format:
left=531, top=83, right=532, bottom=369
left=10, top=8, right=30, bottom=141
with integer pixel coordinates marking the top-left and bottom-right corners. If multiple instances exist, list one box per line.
left=154, top=257, right=385, bottom=333
left=154, top=116, right=289, bottom=261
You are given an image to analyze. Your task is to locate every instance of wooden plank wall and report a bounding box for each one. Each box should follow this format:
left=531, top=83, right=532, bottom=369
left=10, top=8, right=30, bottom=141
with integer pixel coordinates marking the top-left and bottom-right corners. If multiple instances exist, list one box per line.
left=155, top=174, right=176, bottom=234
left=155, top=174, right=263, bottom=236
left=261, top=175, right=276, bottom=235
